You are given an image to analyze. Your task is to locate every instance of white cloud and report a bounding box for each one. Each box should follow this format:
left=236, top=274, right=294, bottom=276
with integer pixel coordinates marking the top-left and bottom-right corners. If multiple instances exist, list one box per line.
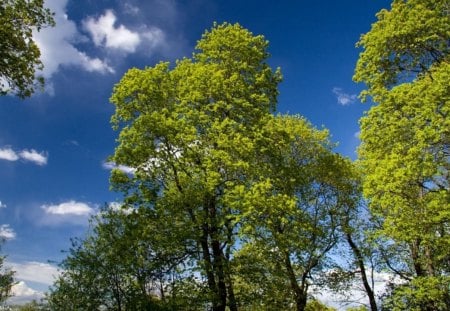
left=102, top=161, right=136, bottom=175
left=0, top=146, right=48, bottom=165
left=0, top=201, right=6, bottom=209
left=0, top=224, right=16, bottom=240
left=83, top=9, right=165, bottom=54
left=83, top=10, right=141, bottom=53
left=8, top=281, right=45, bottom=305
left=332, top=87, right=358, bottom=106
left=18, top=149, right=48, bottom=166
left=8, top=261, right=60, bottom=285
left=0, top=147, right=19, bottom=161
left=33, top=0, right=113, bottom=81
left=41, top=200, right=94, bottom=216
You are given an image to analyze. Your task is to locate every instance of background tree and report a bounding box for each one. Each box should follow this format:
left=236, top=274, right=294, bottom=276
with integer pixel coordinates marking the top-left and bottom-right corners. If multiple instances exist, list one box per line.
left=0, top=241, right=15, bottom=305
left=354, top=0, right=450, bottom=308
left=110, top=22, right=281, bottom=311
left=0, top=0, right=54, bottom=98
left=47, top=205, right=187, bottom=310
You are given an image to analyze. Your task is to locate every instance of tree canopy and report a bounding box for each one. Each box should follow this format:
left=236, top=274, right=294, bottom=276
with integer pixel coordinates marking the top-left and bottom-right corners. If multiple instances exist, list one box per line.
left=0, top=0, right=54, bottom=98
left=354, top=0, right=450, bottom=308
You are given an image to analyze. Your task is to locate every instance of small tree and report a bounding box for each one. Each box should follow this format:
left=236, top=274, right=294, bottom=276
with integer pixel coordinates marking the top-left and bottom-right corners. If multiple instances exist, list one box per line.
left=47, top=205, right=187, bottom=310
left=0, top=242, right=15, bottom=304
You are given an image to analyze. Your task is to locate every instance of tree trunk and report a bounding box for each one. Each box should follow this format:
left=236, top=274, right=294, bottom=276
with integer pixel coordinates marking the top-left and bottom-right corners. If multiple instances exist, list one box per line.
left=200, top=227, right=217, bottom=299
left=212, top=239, right=227, bottom=311
left=346, top=232, right=378, bottom=311
left=410, top=239, right=425, bottom=277
left=283, top=251, right=307, bottom=311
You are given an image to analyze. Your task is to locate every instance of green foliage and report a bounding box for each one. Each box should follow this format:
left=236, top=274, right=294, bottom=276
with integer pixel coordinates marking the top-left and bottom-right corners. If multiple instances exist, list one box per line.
left=110, top=22, right=282, bottom=311
left=354, top=0, right=450, bottom=102
left=232, top=241, right=295, bottom=310
left=46, top=206, right=185, bottom=310
left=381, top=276, right=450, bottom=311
left=0, top=0, right=54, bottom=98
left=0, top=243, right=15, bottom=305
left=305, top=299, right=337, bottom=311
left=355, top=0, right=450, bottom=309
left=229, top=115, right=361, bottom=310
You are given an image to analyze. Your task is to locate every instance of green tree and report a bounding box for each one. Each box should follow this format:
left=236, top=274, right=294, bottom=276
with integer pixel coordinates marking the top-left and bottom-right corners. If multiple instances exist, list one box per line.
left=354, top=0, right=450, bottom=309
left=110, top=22, right=281, bottom=311
left=47, top=205, right=185, bottom=310
left=0, top=0, right=54, bottom=98
left=230, top=115, right=361, bottom=311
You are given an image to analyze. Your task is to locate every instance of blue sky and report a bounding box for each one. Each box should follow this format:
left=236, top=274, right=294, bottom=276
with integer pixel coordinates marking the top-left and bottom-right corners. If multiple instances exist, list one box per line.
left=0, top=0, right=391, bottom=305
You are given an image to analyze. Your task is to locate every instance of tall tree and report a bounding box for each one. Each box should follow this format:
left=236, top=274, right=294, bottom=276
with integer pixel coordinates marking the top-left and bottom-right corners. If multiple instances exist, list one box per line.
left=110, top=22, right=281, bottom=311
left=354, top=0, right=450, bottom=308
left=231, top=115, right=361, bottom=311
left=0, top=0, right=54, bottom=98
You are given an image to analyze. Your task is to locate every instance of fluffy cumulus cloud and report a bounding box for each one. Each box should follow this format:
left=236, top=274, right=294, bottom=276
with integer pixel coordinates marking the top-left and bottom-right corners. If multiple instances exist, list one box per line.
left=332, top=87, right=358, bottom=106
left=0, top=147, right=19, bottom=161
left=83, top=10, right=165, bottom=54
left=42, top=200, right=94, bottom=216
left=33, top=0, right=113, bottom=80
left=0, top=147, right=48, bottom=165
left=6, top=262, right=60, bottom=305
left=83, top=10, right=141, bottom=52
left=8, top=281, right=45, bottom=305
left=0, top=224, right=16, bottom=240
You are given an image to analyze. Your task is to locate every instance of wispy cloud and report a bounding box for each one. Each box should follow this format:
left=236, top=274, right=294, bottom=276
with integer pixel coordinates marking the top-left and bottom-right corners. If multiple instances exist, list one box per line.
left=0, top=147, right=48, bottom=165
left=332, top=87, right=358, bottom=106
left=0, top=224, right=16, bottom=240
left=42, top=200, right=94, bottom=216
left=83, top=10, right=165, bottom=54
left=18, top=149, right=48, bottom=166
left=0, top=201, right=6, bottom=209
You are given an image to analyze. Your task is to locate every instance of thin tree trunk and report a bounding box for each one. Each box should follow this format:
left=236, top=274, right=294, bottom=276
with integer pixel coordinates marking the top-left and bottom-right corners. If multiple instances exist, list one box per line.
left=200, top=227, right=217, bottom=299
left=346, top=232, right=378, bottom=311
left=283, top=252, right=307, bottom=311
